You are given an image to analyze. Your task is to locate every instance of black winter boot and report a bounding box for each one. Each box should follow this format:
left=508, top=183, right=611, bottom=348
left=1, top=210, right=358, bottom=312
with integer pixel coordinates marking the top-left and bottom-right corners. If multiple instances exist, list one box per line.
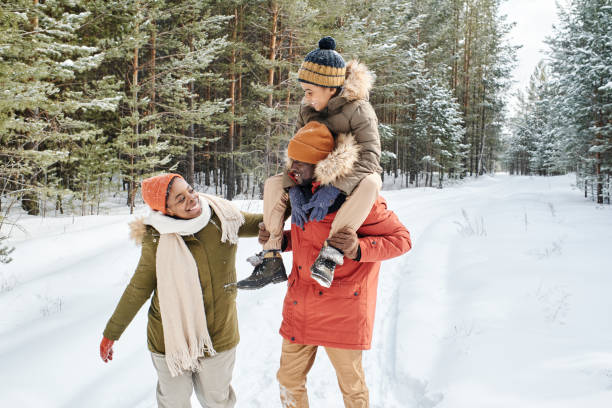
left=236, top=250, right=287, bottom=290
left=310, top=245, right=344, bottom=288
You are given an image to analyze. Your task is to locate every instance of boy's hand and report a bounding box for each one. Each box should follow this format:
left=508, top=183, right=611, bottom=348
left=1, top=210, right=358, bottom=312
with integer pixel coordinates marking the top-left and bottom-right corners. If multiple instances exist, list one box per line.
left=327, top=227, right=359, bottom=260
left=257, top=222, right=270, bottom=245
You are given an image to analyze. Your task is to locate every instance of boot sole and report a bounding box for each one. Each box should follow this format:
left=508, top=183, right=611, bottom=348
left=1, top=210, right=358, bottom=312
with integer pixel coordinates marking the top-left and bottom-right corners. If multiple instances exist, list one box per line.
left=236, top=275, right=287, bottom=290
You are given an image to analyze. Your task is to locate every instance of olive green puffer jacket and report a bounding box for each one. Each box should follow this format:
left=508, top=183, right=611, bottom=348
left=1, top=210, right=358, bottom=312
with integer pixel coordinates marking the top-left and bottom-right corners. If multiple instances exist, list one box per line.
left=103, top=210, right=262, bottom=354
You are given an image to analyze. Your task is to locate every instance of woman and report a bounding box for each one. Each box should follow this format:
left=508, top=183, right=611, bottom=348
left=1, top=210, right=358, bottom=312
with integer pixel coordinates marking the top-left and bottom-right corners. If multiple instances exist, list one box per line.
left=99, top=173, right=262, bottom=408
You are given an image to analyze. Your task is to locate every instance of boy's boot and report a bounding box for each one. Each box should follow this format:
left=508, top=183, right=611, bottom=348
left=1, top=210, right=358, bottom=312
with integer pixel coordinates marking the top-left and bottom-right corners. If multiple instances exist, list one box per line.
left=310, top=245, right=344, bottom=288
left=237, top=250, right=287, bottom=290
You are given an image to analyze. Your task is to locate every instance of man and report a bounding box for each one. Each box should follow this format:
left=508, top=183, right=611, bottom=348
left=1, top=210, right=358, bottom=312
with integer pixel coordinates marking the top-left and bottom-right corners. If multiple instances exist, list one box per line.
left=258, top=122, right=412, bottom=407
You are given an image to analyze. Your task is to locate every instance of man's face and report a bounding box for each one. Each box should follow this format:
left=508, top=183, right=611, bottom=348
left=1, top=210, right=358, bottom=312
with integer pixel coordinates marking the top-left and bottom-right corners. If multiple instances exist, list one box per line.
left=166, top=178, right=202, bottom=219
left=289, top=160, right=315, bottom=186
left=300, top=82, right=336, bottom=111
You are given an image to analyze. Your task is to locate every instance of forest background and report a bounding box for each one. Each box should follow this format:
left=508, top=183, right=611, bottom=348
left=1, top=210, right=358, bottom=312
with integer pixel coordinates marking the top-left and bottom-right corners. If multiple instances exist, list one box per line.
left=1, top=0, right=610, bottom=241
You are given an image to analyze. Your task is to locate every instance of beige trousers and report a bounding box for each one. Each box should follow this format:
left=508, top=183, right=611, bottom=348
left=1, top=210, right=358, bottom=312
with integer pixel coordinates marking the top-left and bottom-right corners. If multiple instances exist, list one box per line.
left=263, top=173, right=382, bottom=250
left=151, top=347, right=237, bottom=408
left=277, top=339, right=369, bottom=408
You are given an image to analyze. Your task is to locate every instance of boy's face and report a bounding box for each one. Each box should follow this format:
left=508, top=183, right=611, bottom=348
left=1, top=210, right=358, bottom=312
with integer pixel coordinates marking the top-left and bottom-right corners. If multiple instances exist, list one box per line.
left=289, top=160, right=316, bottom=186
left=300, top=82, right=337, bottom=112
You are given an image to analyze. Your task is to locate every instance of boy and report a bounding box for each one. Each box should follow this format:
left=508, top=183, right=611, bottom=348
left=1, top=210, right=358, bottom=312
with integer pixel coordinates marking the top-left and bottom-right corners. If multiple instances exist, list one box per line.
left=237, top=37, right=382, bottom=290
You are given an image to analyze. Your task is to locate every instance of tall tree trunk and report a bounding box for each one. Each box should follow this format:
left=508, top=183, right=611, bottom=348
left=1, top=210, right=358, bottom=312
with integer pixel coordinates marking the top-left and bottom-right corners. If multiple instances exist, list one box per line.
left=236, top=9, right=244, bottom=194
left=470, top=81, right=478, bottom=175
left=462, top=2, right=472, bottom=176
left=285, top=30, right=293, bottom=120
left=205, top=83, right=211, bottom=187
left=187, top=36, right=196, bottom=186
left=150, top=27, right=156, bottom=143
left=596, top=136, right=603, bottom=204
left=129, top=18, right=139, bottom=214
left=452, top=0, right=459, bottom=91
left=478, top=78, right=487, bottom=175
left=264, top=2, right=279, bottom=177
left=32, top=0, right=39, bottom=29
left=21, top=0, right=41, bottom=216
left=226, top=8, right=238, bottom=200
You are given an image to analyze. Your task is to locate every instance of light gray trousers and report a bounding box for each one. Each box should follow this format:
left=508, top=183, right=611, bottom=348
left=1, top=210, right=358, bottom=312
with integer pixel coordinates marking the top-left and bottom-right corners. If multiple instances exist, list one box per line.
left=150, top=347, right=237, bottom=408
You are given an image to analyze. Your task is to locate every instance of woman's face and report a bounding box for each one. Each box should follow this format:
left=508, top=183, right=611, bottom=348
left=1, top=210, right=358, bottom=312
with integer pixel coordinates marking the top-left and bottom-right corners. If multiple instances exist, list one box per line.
left=166, top=178, right=202, bottom=219
left=300, top=82, right=337, bottom=111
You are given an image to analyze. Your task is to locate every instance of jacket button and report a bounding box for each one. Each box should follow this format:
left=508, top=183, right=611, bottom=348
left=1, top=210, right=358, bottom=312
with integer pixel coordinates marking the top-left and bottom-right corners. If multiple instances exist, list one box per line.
left=152, top=239, right=157, bottom=243
left=291, top=337, right=295, bottom=341
left=371, top=240, right=376, bottom=245
left=293, top=300, right=297, bottom=305
left=298, top=266, right=302, bottom=270
left=354, top=291, right=359, bottom=296
left=318, top=291, right=323, bottom=296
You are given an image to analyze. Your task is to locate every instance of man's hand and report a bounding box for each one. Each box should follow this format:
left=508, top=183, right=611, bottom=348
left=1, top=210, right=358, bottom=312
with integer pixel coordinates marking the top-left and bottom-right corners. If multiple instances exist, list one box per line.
left=327, top=227, right=359, bottom=260
left=100, top=336, right=114, bottom=363
left=257, top=222, right=270, bottom=245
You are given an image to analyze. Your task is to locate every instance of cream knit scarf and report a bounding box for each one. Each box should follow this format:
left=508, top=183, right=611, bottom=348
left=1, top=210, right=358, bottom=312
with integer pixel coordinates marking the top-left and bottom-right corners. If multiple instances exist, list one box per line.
left=143, top=193, right=244, bottom=377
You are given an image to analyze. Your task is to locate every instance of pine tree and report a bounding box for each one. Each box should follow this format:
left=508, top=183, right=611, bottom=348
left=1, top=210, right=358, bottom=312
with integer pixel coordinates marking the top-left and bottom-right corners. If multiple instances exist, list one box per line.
left=84, top=0, right=230, bottom=212
left=0, top=0, right=119, bottom=219
left=1, top=0, right=526, bottom=215
left=547, top=0, right=612, bottom=203
left=338, top=0, right=467, bottom=187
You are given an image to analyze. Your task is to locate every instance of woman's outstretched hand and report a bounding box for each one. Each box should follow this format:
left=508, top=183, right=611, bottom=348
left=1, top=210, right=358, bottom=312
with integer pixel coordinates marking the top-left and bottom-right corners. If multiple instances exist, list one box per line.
left=100, top=336, right=114, bottom=363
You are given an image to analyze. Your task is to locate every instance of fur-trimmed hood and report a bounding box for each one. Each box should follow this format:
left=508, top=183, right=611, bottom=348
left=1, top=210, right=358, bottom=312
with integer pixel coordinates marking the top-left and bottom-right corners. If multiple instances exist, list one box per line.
left=340, top=60, right=374, bottom=102
left=286, top=132, right=361, bottom=186
left=129, top=217, right=147, bottom=244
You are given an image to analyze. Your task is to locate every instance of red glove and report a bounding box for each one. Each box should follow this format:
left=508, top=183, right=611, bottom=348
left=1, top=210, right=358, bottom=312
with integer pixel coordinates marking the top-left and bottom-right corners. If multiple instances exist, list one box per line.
left=100, top=336, right=114, bottom=363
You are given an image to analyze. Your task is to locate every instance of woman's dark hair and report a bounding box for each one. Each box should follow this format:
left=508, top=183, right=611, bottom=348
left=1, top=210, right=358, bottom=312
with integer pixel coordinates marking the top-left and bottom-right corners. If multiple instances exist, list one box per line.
left=164, top=176, right=180, bottom=211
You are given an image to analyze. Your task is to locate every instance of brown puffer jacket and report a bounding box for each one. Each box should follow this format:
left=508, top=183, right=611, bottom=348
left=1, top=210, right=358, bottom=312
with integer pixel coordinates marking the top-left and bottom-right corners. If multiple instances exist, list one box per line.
left=284, top=60, right=382, bottom=195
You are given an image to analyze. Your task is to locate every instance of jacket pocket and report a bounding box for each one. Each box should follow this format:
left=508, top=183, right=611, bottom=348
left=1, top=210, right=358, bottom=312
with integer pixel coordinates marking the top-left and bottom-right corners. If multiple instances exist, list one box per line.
left=314, top=281, right=362, bottom=298
left=306, top=282, right=368, bottom=345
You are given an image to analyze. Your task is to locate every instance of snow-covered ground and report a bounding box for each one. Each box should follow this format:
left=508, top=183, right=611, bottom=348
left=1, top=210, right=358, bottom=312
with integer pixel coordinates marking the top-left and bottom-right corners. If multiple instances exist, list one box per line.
left=1, top=174, right=611, bottom=407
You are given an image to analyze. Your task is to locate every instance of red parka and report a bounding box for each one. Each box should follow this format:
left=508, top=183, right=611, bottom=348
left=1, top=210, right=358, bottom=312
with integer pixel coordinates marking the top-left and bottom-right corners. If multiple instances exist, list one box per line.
left=280, top=196, right=411, bottom=350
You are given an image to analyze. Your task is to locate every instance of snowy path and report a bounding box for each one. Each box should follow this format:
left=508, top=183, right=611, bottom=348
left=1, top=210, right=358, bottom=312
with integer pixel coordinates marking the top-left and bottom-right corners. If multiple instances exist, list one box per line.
left=1, top=174, right=611, bottom=407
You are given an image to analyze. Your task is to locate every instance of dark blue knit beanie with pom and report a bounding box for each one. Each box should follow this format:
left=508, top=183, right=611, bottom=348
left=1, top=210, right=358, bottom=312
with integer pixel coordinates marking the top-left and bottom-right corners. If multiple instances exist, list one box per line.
left=298, top=36, right=346, bottom=88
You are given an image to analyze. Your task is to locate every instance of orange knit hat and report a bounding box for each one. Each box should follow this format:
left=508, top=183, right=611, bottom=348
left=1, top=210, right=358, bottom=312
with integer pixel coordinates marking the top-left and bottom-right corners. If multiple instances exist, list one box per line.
left=141, top=173, right=182, bottom=214
left=287, top=121, right=334, bottom=164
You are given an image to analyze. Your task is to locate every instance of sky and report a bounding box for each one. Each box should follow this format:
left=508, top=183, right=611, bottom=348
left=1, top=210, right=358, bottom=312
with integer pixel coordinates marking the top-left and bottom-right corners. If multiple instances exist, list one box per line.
left=500, top=0, right=562, bottom=109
